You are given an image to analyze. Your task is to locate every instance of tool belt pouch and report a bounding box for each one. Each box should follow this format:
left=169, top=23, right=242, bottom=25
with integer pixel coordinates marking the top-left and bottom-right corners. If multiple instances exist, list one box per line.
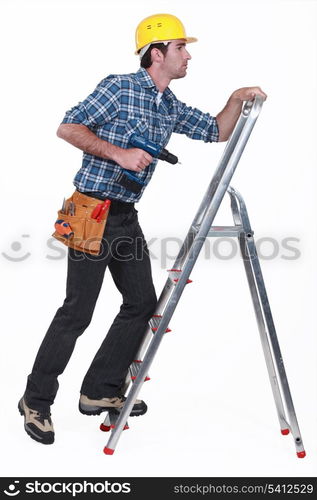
left=52, top=191, right=111, bottom=255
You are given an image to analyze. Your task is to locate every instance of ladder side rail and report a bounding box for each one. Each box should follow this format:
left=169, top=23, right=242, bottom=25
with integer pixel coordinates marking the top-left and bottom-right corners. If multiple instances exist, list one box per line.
left=132, top=273, right=180, bottom=362
left=174, top=96, right=263, bottom=270
left=232, top=189, right=305, bottom=455
left=229, top=189, right=289, bottom=430
left=243, top=235, right=304, bottom=453
left=104, top=314, right=169, bottom=453
left=239, top=240, right=290, bottom=430
left=126, top=253, right=196, bottom=390
left=228, top=186, right=246, bottom=227
left=190, top=98, right=262, bottom=228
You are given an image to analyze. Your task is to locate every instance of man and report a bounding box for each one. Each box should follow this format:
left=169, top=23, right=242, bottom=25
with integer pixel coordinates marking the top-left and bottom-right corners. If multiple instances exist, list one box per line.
left=19, top=13, right=267, bottom=445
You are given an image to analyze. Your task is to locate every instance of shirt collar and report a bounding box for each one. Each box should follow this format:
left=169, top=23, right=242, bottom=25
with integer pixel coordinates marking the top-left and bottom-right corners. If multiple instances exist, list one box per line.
left=135, top=67, right=175, bottom=101
left=135, top=67, right=157, bottom=89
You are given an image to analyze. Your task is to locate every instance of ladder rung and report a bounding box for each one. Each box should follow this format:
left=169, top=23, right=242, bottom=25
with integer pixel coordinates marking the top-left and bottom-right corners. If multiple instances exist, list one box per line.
left=167, top=269, right=192, bottom=284
left=108, top=412, right=129, bottom=430
left=150, top=314, right=171, bottom=333
left=151, top=327, right=171, bottom=333
left=131, top=375, right=151, bottom=381
left=110, top=423, right=129, bottom=430
left=129, top=360, right=150, bottom=381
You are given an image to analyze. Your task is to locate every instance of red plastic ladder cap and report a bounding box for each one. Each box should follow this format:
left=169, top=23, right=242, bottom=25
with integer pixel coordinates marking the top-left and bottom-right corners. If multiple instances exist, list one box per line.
left=100, top=424, right=111, bottom=432
left=104, top=447, right=114, bottom=455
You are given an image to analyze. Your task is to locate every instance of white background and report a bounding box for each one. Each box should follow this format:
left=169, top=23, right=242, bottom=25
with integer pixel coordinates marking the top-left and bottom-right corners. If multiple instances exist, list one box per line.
left=1, top=0, right=316, bottom=478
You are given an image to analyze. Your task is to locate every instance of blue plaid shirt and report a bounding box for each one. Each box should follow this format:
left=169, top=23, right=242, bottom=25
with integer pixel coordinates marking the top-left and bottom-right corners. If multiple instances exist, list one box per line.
left=62, top=67, right=219, bottom=202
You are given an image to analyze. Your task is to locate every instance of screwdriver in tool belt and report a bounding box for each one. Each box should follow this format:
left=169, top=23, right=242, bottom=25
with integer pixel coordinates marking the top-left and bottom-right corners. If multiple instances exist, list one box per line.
left=91, top=199, right=111, bottom=223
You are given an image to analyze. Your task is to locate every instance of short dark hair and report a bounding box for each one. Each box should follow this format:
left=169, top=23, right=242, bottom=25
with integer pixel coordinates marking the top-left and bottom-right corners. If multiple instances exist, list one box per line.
left=140, top=42, right=170, bottom=69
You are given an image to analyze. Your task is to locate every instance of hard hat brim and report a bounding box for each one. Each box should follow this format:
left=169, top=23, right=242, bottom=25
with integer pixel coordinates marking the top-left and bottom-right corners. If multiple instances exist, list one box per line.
left=135, top=37, right=198, bottom=55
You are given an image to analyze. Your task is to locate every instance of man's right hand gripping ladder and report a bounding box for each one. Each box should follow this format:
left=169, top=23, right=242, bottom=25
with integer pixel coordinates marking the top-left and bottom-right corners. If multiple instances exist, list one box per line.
left=101, top=96, right=306, bottom=458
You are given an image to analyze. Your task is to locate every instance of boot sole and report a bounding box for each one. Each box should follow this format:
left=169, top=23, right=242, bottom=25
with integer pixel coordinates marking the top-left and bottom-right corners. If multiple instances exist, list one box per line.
left=78, top=401, right=147, bottom=417
left=18, top=400, right=54, bottom=445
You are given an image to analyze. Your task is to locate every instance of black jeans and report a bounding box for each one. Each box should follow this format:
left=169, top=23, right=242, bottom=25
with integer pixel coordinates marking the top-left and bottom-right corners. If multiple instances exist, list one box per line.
left=24, top=201, right=157, bottom=412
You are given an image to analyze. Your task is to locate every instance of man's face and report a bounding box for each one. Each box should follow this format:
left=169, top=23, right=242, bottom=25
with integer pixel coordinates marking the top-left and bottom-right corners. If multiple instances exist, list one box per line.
left=161, top=39, right=192, bottom=80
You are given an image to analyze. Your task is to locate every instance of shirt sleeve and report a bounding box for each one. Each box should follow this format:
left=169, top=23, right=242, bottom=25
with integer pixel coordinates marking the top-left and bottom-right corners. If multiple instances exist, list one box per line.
left=173, top=100, right=219, bottom=143
left=61, top=76, right=121, bottom=129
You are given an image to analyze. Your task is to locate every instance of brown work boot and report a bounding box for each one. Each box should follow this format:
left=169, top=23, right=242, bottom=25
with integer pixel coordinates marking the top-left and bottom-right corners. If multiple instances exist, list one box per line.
left=18, top=397, right=54, bottom=445
left=79, top=394, right=147, bottom=417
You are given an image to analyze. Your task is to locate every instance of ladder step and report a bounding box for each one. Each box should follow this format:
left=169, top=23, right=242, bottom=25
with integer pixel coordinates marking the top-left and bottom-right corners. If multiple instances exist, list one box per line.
left=100, top=422, right=129, bottom=431
left=129, top=360, right=151, bottom=381
left=102, top=412, right=129, bottom=432
left=111, top=415, right=129, bottom=430
left=168, top=268, right=192, bottom=284
left=207, top=225, right=244, bottom=237
left=150, top=314, right=171, bottom=333
left=110, top=423, right=129, bottom=430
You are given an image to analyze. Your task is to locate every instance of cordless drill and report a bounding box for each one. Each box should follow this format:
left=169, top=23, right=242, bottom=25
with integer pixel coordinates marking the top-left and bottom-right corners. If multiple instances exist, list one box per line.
left=129, top=134, right=179, bottom=165
left=116, top=134, right=180, bottom=194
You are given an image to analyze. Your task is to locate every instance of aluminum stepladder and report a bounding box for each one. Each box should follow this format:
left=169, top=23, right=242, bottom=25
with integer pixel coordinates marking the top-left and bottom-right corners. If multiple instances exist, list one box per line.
left=101, top=96, right=305, bottom=458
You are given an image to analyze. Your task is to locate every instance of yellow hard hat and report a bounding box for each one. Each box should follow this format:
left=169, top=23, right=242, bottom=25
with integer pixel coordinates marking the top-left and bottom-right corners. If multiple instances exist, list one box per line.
left=135, top=13, right=197, bottom=55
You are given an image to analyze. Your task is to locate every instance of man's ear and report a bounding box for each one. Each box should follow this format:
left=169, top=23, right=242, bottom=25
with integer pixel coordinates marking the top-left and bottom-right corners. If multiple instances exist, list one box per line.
left=151, top=47, right=165, bottom=63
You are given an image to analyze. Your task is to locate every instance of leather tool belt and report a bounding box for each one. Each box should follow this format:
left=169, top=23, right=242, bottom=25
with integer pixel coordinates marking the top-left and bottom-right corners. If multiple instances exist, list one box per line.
left=52, top=191, right=111, bottom=255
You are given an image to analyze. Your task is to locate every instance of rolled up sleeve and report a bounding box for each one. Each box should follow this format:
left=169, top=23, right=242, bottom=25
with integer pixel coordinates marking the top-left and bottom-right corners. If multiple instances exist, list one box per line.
left=173, top=101, right=219, bottom=143
left=61, top=77, right=121, bottom=129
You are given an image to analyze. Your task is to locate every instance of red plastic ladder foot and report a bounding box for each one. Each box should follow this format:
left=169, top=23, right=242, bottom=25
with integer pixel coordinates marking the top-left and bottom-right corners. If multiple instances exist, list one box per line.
left=104, top=447, right=114, bottom=455
left=281, top=429, right=290, bottom=435
left=100, top=424, right=111, bottom=432
left=297, top=451, right=306, bottom=458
